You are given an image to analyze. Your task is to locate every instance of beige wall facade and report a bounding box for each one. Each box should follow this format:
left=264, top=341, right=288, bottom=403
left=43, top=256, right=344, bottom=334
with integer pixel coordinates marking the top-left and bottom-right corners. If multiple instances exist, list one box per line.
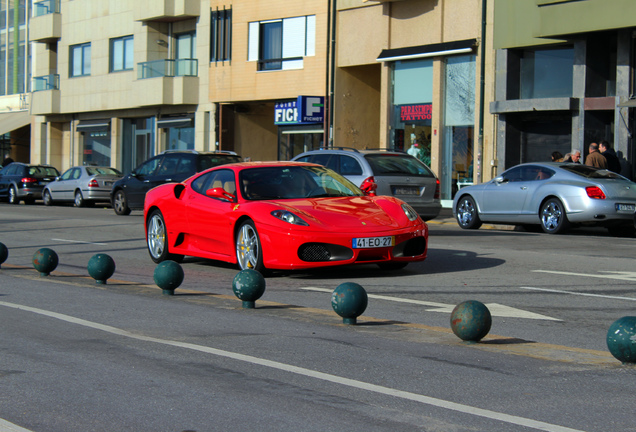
left=31, top=0, right=212, bottom=174
left=335, top=0, right=496, bottom=204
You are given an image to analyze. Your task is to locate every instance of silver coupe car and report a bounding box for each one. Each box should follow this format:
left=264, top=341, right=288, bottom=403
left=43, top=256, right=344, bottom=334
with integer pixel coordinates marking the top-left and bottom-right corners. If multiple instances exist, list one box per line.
left=43, top=166, right=123, bottom=207
left=453, top=162, right=636, bottom=235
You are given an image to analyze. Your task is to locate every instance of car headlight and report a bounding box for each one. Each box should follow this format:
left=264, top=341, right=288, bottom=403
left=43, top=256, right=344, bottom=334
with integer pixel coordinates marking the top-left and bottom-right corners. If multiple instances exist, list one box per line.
left=271, top=210, right=309, bottom=226
left=401, top=203, right=419, bottom=221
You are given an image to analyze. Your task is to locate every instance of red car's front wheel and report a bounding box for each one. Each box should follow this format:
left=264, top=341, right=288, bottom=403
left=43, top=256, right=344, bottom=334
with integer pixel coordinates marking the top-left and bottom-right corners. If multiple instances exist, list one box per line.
left=236, top=221, right=265, bottom=273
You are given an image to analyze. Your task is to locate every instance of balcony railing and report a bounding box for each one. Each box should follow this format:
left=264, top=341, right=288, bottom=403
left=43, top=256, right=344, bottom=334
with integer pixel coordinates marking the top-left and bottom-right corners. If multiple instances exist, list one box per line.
left=32, top=74, right=60, bottom=92
left=33, top=0, right=61, bottom=17
left=137, top=59, right=198, bottom=80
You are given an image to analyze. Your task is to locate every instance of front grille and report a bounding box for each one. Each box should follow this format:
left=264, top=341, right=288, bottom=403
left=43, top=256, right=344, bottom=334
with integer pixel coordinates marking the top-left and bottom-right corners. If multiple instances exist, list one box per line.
left=299, top=244, right=331, bottom=262
left=298, top=243, right=354, bottom=262
left=403, top=237, right=426, bottom=256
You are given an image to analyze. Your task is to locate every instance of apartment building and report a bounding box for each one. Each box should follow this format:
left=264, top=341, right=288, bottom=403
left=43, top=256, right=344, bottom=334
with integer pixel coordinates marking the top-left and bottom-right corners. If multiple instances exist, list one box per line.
left=334, top=0, right=495, bottom=204
left=29, top=0, right=328, bottom=174
left=491, top=0, right=636, bottom=179
left=31, top=0, right=210, bottom=174
left=0, top=0, right=31, bottom=163
left=209, top=0, right=328, bottom=162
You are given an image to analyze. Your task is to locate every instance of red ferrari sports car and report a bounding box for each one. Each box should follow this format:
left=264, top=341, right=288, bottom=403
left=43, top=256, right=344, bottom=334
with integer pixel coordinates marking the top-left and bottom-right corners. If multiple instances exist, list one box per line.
left=144, top=161, right=428, bottom=272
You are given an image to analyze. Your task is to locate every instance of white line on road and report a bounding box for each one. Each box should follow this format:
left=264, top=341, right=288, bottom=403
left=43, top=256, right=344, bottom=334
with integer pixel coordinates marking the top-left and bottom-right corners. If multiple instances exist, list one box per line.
left=51, top=238, right=108, bottom=246
left=301, top=287, right=560, bottom=321
left=0, top=300, right=582, bottom=432
left=521, top=286, right=636, bottom=301
left=0, top=418, right=33, bottom=432
left=533, top=270, right=636, bottom=282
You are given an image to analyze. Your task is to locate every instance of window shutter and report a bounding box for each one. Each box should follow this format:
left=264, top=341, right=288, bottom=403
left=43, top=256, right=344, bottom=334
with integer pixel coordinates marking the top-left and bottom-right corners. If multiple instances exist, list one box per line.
left=305, top=15, right=316, bottom=57
left=282, top=17, right=305, bottom=59
left=248, top=21, right=259, bottom=61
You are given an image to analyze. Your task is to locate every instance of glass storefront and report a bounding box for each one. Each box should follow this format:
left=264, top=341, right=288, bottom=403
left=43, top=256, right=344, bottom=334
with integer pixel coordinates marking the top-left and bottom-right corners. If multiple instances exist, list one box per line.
left=122, top=117, right=155, bottom=174
left=278, top=125, right=323, bottom=160
left=391, top=59, right=433, bottom=162
left=167, top=126, right=194, bottom=150
left=83, top=130, right=111, bottom=166
left=442, top=55, right=476, bottom=200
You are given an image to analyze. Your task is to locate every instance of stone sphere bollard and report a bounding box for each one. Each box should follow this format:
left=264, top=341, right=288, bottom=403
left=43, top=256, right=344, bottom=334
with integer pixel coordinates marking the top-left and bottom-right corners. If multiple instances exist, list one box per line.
left=606, top=316, right=636, bottom=364
left=0, top=242, right=8, bottom=268
left=87, top=253, right=116, bottom=284
left=450, top=300, right=492, bottom=342
left=232, top=269, right=266, bottom=309
left=153, top=260, right=184, bottom=295
left=32, top=248, right=59, bottom=277
left=331, top=282, right=368, bottom=325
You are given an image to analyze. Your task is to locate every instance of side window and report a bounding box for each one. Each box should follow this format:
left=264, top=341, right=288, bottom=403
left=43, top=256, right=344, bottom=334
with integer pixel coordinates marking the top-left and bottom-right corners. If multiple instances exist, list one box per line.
left=176, top=157, right=195, bottom=175
left=158, top=155, right=180, bottom=176
left=72, top=168, right=81, bottom=179
left=4, top=165, right=17, bottom=175
left=192, top=169, right=235, bottom=198
left=502, top=167, right=524, bottom=182
left=136, top=157, right=161, bottom=176
left=309, top=154, right=338, bottom=171
left=295, top=156, right=311, bottom=163
left=339, top=156, right=363, bottom=176
left=60, top=169, right=74, bottom=180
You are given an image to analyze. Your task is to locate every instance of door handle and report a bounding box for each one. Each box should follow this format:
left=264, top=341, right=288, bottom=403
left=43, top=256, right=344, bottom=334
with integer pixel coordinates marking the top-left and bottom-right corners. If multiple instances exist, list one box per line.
left=520, top=186, right=527, bottom=190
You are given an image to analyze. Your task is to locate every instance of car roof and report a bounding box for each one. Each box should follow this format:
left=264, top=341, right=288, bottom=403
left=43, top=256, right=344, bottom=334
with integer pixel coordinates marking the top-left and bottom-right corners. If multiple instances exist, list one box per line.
left=207, top=161, right=321, bottom=171
left=295, top=148, right=406, bottom=156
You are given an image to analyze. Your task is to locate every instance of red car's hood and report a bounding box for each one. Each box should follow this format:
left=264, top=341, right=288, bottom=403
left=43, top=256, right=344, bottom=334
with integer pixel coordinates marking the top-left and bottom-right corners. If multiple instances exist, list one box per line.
left=266, top=196, right=412, bottom=231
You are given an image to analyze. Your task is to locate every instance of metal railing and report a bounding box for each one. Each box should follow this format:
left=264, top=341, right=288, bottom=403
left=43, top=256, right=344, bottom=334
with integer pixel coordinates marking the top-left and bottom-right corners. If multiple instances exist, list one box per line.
left=32, top=74, right=60, bottom=92
left=137, top=59, right=198, bottom=80
left=33, top=0, right=61, bottom=17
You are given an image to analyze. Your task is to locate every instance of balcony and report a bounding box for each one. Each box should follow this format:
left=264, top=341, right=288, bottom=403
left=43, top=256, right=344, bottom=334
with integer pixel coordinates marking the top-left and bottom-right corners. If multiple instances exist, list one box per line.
left=31, top=0, right=61, bottom=42
left=134, top=0, right=200, bottom=22
left=31, top=75, right=60, bottom=115
left=134, top=60, right=199, bottom=106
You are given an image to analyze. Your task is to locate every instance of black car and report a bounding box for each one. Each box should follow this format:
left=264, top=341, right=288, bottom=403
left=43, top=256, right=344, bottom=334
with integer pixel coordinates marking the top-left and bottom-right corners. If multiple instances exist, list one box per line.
left=110, top=150, right=242, bottom=215
left=0, top=162, right=60, bottom=204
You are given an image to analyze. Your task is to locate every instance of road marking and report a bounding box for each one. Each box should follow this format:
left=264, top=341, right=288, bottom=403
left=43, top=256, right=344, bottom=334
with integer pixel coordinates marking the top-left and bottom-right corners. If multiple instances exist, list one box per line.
left=302, top=287, right=560, bottom=321
left=0, top=418, right=33, bottom=432
left=0, top=300, right=583, bottom=432
left=521, top=286, right=636, bottom=302
left=533, top=270, right=636, bottom=282
left=51, top=238, right=108, bottom=246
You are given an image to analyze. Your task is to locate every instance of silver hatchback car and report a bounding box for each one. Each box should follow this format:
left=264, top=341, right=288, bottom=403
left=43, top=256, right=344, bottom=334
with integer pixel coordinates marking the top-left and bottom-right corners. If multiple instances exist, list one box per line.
left=292, top=148, right=441, bottom=221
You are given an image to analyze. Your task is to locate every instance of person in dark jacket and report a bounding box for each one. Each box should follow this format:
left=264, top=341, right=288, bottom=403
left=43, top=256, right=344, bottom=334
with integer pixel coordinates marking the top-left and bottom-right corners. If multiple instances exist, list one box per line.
left=599, top=141, right=621, bottom=173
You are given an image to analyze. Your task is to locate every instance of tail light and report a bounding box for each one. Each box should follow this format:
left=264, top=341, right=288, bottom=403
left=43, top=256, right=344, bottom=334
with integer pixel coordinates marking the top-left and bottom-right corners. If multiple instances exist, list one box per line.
left=88, top=179, right=99, bottom=188
left=20, top=177, right=38, bottom=184
left=434, top=178, right=440, bottom=200
left=360, top=176, right=377, bottom=196
left=586, top=186, right=606, bottom=199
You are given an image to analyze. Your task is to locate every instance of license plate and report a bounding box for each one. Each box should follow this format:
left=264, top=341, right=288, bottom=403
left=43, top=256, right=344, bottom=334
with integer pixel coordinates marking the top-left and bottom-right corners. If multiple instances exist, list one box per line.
left=105, top=181, right=113, bottom=186
left=352, top=236, right=394, bottom=249
left=616, top=203, right=636, bottom=212
left=392, top=186, right=420, bottom=195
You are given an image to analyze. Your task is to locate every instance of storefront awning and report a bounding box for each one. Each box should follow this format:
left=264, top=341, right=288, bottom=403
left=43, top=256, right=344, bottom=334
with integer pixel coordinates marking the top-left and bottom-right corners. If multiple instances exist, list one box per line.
left=157, top=114, right=194, bottom=129
left=377, top=39, right=478, bottom=62
left=76, top=119, right=110, bottom=132
left=0, top=110, right=30, bottom=135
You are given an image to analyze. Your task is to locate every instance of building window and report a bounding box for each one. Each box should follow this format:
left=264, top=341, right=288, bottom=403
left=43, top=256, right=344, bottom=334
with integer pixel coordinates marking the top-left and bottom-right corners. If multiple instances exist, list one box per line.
left=110, top=36, right=134, bottom=72
left=70, top=43, right=91, bottom=77
left=519, top=47, right=573, bottom=99
left=211, top=7, right=232, bottom=62
left=248, top=15, right=316, bottom=71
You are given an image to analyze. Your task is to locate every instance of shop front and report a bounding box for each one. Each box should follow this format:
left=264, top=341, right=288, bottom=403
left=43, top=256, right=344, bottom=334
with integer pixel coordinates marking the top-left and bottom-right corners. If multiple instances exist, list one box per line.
left=77, top=119, right=111, bottom=167
left=275, top=96, right=325, bottom=160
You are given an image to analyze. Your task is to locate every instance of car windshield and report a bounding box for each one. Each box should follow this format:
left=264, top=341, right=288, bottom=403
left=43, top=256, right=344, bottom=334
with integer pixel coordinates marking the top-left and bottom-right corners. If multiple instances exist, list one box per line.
left=197, top=154, right=242, bottom=171
left=239, top=166, right=364, bottom=200
left=364, top=154, right=435, bottom=177
left=559, top=164, right=628, bottom=180
left=86, top=167, right=122, bottom=176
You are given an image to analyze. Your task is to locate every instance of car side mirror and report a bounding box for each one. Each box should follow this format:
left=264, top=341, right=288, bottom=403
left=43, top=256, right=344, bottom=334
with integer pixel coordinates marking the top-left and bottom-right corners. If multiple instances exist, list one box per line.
left=206, top=187, right=235, bottom=202
left=494, top=176, right=506, bottom=183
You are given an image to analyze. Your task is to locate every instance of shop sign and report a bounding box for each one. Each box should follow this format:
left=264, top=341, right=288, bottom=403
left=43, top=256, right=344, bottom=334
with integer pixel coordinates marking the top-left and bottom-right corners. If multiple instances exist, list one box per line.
left=275, top=96, right=324, bottom=125
left=400, top=103, right=432, bottom=122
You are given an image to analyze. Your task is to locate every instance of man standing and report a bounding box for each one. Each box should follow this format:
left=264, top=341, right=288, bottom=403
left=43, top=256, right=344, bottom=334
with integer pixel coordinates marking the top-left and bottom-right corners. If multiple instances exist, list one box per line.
left=571, top=150, right=581, bottom=163
left=599, top=140, right=621, bottom=173
left=585, top=143, right=607, bottom=169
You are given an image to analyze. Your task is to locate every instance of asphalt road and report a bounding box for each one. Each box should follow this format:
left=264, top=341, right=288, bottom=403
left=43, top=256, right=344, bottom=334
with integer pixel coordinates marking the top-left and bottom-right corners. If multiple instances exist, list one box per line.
left=1, top=203, right=635, bottom=432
